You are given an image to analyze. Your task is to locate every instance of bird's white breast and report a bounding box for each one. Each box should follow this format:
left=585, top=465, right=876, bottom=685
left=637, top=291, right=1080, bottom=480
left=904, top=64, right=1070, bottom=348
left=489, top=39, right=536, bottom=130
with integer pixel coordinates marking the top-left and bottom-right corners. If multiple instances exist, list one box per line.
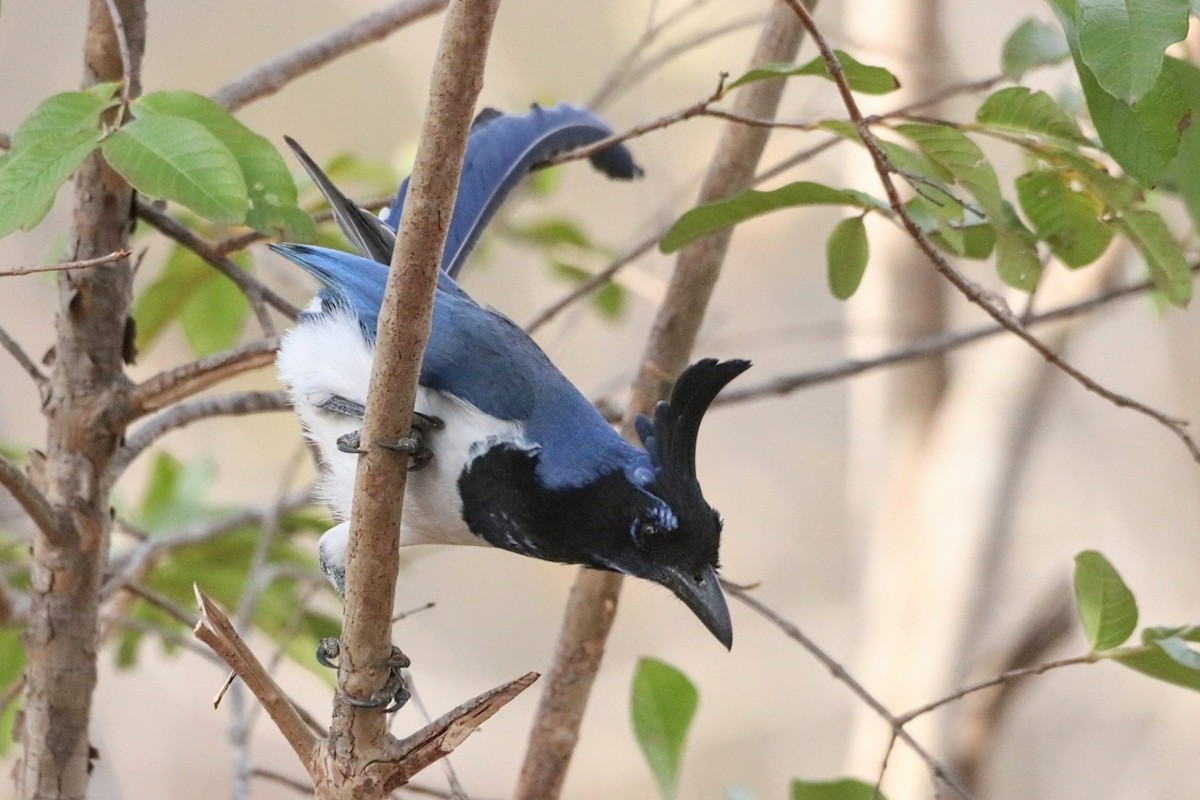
left=277, top=306, right=528, bottom=549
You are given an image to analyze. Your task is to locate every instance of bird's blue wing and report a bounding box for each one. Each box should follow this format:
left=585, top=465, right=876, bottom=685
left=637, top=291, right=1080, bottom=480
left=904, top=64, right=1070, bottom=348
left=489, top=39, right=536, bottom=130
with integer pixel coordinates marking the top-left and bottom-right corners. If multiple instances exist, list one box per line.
left=385, top=102, right=641, bottom=278
left=271, top=243, right=647, bottom=487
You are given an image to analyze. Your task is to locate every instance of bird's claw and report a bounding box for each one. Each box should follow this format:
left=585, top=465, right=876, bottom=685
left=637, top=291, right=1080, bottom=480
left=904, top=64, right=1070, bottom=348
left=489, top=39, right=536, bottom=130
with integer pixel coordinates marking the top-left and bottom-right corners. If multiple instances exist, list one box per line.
left=336, top=412, right=444, bottom=472
left=338, top=412, right=446, bottom=470
left=314, top=640, right=412, bottom=713
left=315, top=637, right=341, bottom=669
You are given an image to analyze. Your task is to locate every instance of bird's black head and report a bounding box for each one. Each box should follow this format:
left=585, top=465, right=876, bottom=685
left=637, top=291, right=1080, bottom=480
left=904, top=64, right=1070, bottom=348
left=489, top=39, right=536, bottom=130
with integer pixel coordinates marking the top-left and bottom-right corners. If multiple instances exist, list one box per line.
left=613, top=358, right=751, bottom=649
left=457, top=358, right=750, bottom=649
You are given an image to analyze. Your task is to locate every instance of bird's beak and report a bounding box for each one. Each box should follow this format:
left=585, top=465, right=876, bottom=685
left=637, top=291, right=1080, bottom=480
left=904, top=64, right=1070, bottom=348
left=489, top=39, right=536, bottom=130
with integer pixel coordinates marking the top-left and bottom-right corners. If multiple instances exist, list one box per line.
left=658, top=564, right=733, bottom=649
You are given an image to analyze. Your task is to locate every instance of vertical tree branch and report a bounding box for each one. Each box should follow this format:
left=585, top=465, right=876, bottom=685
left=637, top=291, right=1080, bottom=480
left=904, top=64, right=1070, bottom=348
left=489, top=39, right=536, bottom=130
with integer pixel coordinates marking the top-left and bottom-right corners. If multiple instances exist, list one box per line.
left=515, top=4, right=811, bottom=798
left=17, top=2, right=145, bottom=798
left=319, top=0, right=500, bottom=785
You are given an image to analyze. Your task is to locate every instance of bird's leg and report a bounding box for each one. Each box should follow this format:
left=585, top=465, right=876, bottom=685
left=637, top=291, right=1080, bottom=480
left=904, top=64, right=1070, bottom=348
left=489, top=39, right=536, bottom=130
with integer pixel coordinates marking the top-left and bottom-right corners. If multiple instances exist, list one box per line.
left=313, top=639, right=412, bottom=713
left=318, top=393, right=443, bottom=471
left=317, top=394, right=365, bottom=419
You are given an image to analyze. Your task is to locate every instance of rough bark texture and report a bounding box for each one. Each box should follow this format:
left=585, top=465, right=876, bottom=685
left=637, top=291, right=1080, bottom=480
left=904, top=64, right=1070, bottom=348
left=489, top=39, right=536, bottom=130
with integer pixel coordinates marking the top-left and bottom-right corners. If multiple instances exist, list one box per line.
left=17, top=2, right=145, bottom=798
left=515, top=4, right=812, bottom=798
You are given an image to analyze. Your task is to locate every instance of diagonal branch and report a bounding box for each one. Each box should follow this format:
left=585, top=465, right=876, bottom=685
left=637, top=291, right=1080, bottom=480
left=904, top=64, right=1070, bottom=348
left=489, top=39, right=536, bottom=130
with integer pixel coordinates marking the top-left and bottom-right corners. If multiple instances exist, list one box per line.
left=128, top=336, right=280, bottom=416
left=0, top=324, right=48, bottom=391
left=0, top=249, right=130, bottom=277
left=0, top=455, right=68, bottom=545
left=711, top=264, right=1200, bottom=408
left=211, top=0, right=449, bottom=112
left=110, top=390, right=289, bottom=480
left=725, top=583, right=972, bottom=799
left=779, top=0, right=1200, bottom=465
left=194, top=587, right=321, bottom=763
left=516, top=4, right=810, bottom=798
left=136, top=200, right=300, bottom=325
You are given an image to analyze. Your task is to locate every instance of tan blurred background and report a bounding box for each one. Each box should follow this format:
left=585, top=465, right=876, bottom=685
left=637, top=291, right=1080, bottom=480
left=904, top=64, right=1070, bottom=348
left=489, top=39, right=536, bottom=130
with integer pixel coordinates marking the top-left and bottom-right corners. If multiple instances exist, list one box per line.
left=1, top=1, right=1199, bottom=798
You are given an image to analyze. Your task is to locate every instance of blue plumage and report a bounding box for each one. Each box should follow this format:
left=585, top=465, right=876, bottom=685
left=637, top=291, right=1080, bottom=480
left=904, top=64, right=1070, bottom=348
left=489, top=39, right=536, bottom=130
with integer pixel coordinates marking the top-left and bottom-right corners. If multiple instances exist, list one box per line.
left=384, top=103, right=642, bottom=277
left=274, top=104, right=746, bottom=661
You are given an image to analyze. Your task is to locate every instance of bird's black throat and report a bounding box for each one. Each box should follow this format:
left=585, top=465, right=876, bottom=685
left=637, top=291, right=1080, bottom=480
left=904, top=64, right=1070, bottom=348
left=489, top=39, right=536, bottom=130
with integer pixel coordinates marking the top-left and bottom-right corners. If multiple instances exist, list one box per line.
left=457, top=443, right=646, bottom=570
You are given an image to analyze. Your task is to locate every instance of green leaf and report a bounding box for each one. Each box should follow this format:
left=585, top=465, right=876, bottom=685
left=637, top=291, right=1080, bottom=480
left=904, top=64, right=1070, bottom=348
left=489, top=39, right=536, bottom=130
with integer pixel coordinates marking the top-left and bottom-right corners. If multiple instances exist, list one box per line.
left=661, top=181, right=875, bottom=253
left=826, top=216, right=869, bottom=299
left=1116, top=208, right=1192, bottom=306
left=135, top=91, right=313, bottom=240
left=1110, top=640, right=1200, bottom=692
left=791, top=778, right=889, bottom=800
left=137, top=452, right=219, bottom=531
left=728, top=50, right=900, bottom=95
left=975, top=87, right=1089, bottom=144
left=178, top=268, right=248, bottom=355
left=1157, top=58, right=1200, bottom=228
left=631, top=658, right=699, bottom=800
left=0, top=628, right=22, bottom=757
left=1077, top=0, right=1190, bottom=104
left=0, top=128, right=98, bottom=237
left=1015, top=170, right=1113, bottom=267
left=1074, top=550, right=1139, bottom=651
left=12, top=90, right=114, bottom=150
left=1050, top=1, right=1189, bottom=183
left=898, top=123, right=1041, bottom=289
left=1143, top=624, right=1200, bottom=642
left=1002, top=17, right=1071, bottom=79
left=101, top=109, right=249, bottom=225
left=514, top=217, right=592, bottom=248
left=134, top=244, right=251, bottom=355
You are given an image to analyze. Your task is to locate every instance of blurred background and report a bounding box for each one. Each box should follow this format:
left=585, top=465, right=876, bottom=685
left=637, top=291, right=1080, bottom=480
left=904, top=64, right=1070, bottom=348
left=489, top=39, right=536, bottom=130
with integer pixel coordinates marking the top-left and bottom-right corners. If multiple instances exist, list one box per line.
left=1, top=1, right=1198, bottom=798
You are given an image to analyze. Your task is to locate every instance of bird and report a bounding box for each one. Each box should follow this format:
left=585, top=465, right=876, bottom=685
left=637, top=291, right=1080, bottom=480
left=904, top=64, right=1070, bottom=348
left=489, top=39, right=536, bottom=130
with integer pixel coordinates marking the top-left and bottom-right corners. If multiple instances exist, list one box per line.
left=273, top=104, right=748, bottom=706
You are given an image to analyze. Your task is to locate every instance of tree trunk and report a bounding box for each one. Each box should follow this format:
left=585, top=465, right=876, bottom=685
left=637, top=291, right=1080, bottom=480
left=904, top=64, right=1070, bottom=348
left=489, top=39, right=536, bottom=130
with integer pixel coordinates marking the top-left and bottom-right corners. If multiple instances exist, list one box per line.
left=17, top=2, right=145, bottom=797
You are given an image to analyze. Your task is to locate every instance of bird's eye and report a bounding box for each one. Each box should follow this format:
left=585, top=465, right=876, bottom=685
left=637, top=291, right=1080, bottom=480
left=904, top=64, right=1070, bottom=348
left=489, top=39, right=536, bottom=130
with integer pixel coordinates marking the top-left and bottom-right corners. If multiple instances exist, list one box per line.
left=633, top=520, right=662, bottom=549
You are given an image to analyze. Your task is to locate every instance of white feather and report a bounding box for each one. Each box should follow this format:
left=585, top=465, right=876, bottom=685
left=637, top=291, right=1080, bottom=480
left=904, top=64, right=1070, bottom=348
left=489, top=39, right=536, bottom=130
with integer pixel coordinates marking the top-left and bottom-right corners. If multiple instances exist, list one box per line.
left=278, top=307, right=530, bottom=564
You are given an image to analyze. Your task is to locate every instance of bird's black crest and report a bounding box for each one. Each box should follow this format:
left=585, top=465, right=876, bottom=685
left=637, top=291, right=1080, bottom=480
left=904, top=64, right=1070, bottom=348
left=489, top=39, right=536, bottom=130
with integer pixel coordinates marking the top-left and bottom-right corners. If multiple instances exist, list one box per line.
left=635, top=359, right=751, bottom=497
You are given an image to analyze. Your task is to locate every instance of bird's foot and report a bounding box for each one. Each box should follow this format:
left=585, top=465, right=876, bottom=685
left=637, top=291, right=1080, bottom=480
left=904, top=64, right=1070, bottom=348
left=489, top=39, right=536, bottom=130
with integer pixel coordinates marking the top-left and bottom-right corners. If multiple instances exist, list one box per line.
left=314, top=638, right=412, bottom=713
left=376, top=412, right=444, bottom=470
left=333, top=411, right=444, bottom=471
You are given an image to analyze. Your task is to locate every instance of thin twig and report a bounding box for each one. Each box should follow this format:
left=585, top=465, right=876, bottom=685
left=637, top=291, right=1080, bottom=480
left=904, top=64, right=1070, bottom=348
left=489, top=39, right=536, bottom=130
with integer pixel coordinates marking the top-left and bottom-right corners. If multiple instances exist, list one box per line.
left=0, top=324, right=48, bottom=390
left=211, top=0, right=450, bottom=112
left=136, top=200, right=299, bottom=326
left=725, top=583, right=972, bottom=799
left=101, top=0, right=133, bottom=104
left=544, top=77, right=730, bottom=170
left=710, top=264, right=1200, bottom=407
left=110, top=390, right=289, bottom=480
left=0, top=455, right=67, bottom=545
left=102, top=488, right=314, bottom=602
left=128, top=337, right=280, bottom=416
left=779, top=0, right=1200, bottom=465
left=525, top=231, right=660, bottom=334
left=593, top=9, right=764, bottom=110
left=0, top=249, right=130, bottom=277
